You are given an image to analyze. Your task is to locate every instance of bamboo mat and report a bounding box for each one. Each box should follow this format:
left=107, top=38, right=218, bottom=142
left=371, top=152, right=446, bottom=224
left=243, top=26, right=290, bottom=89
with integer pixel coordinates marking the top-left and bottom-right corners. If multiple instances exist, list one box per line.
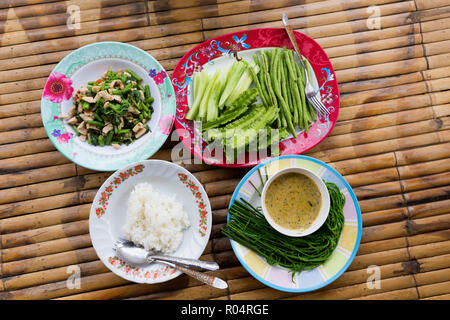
left=0, top=0, right=449, bottom=300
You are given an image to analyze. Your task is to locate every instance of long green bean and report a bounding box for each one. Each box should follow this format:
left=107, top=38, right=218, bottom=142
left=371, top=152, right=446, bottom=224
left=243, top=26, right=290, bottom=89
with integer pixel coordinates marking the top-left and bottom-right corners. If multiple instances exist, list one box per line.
left=86, top=120, right=104, bottom=127
left=105, top=130, right=114, bottom=145
left=271, top=50, right=296, bottom=137
left=281, top=49, right=297, bottom=125
left=242, top=60, right=269, bottom=108
left=261, top=53, right=278, bottom=110
left=72, top=125, right=80, bottom=136
left=125, top=69, right=142, bottom=82
left=298, top=76, right=311, bottom=132
left=286, top=50, right=303, bottom=127
left=98, top=135, right=105, bottom=147
left=280, top=50, right=290, bottom=112
left=254, top=55, right=271, bottom=107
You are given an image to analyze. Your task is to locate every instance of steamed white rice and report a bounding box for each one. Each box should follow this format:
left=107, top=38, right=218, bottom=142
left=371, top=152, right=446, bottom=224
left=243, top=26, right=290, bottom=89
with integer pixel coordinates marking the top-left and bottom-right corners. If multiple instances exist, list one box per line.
left=123, top=182, right=190, bottom=253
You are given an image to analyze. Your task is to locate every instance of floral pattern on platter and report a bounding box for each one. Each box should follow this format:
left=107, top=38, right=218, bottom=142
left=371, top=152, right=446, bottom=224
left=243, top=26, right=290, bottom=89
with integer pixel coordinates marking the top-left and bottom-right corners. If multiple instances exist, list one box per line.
left=51, top=129, right=74, bottom=144
left=43, top=72, right=74, bottom=103
left=171, top=32, right=251, bottom=99
left=95, top=164, right=145, bottom=218
left=177, top=173, right=208, bottom=237
left=108, top=256, right=176, bottom=279
left=149, top=68, right=168, bottom=85
left=171, top=28, right=340, bottom=168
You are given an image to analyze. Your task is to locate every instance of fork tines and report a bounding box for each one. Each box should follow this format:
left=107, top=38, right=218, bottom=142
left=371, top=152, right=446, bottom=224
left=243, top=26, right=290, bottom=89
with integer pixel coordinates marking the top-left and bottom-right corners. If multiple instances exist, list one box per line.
left=311, top=95, right=330, bottom=118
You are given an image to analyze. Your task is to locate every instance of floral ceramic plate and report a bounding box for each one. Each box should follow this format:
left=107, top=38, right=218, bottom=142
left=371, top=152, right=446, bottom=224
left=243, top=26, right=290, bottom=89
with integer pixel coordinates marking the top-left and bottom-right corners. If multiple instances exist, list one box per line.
left=228, top=155, right=361, bottom=292
left=172, top=28, right=339, bottom=167
left=41, top=42, right=176, bottom=171
left=89, top=159, right=212, bottom=284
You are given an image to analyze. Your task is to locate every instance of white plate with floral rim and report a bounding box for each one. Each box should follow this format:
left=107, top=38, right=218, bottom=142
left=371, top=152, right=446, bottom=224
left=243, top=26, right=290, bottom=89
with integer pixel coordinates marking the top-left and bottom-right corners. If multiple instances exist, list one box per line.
left=41, top=41, right=176, bottom=171
left=89, top=160, right=212, bottom=284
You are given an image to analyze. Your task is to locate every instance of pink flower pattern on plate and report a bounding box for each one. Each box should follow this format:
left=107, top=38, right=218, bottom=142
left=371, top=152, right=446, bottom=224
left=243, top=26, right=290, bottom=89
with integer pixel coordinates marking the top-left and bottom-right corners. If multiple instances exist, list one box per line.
left=43, top=72, right=74, bottom=103
left=149, top=69, right=167, bottom=85
left=51, top=129, right=74, bottom=144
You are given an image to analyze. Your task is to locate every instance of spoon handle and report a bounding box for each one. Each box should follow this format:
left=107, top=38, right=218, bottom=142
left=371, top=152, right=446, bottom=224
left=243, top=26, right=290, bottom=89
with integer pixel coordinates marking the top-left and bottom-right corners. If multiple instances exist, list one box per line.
left=165, top=262, right=228, bottom=289
left=150, top=255, right=219, bottom=271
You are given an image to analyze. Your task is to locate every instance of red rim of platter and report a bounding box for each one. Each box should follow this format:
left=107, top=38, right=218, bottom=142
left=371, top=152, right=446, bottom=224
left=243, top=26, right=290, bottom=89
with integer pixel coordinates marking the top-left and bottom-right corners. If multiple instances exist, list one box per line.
left=171, top=28, right=340, bottom=168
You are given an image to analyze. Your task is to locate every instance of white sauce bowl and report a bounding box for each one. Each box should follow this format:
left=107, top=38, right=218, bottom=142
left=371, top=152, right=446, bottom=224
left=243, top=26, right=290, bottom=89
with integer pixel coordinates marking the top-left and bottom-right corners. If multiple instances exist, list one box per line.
left=261, top=167, right=330, bottom=237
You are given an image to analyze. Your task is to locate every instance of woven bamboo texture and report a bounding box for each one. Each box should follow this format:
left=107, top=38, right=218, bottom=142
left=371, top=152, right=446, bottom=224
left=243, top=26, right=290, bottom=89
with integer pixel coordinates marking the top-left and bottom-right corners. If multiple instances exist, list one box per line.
left=0, top=0, right=449, bottom=300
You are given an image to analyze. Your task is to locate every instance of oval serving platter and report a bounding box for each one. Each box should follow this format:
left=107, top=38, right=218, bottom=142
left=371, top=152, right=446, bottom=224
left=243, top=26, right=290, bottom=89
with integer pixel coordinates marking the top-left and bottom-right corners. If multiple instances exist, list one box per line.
left=172, top=28, right=339, bottom=168
left=41, top=42, right=176, bottom=171
left=228, top=155, right=361, bottom=292
left=89, top=160, right=212, bottom=284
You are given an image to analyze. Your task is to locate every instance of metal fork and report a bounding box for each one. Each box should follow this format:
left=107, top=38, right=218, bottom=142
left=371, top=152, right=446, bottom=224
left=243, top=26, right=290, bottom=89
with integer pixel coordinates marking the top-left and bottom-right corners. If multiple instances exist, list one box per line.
left=282, top=14, right=330, bottom=119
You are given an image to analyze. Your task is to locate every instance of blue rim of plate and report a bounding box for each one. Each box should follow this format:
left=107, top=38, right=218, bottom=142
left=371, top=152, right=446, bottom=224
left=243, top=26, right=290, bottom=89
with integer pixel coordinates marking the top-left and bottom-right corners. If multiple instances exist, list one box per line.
left=228, top=155, right=362, bottom=293
left=40, top=41, right=176, bottom=171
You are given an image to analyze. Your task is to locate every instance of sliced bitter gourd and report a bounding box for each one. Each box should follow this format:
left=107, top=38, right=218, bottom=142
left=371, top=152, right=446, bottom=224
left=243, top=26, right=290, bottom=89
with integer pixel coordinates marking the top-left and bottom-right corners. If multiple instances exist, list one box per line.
left=226, top=105, right=278, bottom=151
left=224, top=104, right=266, bottom=130
left=202, top=105, right=249, bottom=131
left=226, top=88, right=258, bottom=111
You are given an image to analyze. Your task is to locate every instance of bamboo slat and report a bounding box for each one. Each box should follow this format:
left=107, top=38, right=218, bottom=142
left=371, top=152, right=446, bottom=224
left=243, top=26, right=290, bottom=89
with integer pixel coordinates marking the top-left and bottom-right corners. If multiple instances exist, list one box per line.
left=1, top=260, right=109, bottom=292
left=0, top=2, right=148, bottom=34
left=0, top=31, right=204, bottom=72
left=0, top=19, right=203, bottom=61
left=0, top=203, right=90, bottom=233
left=351, top=287, right=419, bottom=300
left=0, top=127, right=47, bottom=145
left=418, top=281, right=450, bottom=299
left=0, top=101, right=41, bottom=118
left=203, top=1, right=415, bottom=35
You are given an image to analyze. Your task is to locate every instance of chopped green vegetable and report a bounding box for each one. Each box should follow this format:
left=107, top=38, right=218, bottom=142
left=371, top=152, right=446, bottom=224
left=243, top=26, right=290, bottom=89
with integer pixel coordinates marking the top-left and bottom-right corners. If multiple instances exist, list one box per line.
left=186, top=70, right=210, bottom=120
left=206, top=74, right=225, bottom=122
left=224, top=62, right=259, bottom=107
left=218, top=61, right=248, bottom=109
left=98, top=135, right=105, bottom=147
left=198, top=70, right=220, bottom=120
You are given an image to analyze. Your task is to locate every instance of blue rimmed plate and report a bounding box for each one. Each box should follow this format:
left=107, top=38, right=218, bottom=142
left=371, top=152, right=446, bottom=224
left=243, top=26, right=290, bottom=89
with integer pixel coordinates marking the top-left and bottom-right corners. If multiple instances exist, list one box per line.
left=228, top=155, right=362, bottom=292
left=41, top=42, right=176, bottom=171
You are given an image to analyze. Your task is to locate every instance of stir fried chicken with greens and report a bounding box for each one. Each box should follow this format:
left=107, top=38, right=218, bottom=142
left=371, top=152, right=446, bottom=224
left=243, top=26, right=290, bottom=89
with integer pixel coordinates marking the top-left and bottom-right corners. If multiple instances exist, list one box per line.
left=63, top=69, right=154, bottom=148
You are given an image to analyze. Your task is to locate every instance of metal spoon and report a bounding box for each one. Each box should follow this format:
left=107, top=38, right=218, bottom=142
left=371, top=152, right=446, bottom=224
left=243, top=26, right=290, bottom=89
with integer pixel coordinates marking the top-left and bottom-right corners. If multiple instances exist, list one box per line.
left=113, top=238, right=219, bottom=270
left=113, top=239, right=228, bottom=289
